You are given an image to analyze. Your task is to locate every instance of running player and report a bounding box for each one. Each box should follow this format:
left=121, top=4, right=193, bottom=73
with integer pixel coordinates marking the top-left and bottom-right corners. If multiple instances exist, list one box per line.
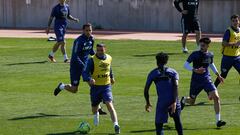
left=83, top=44, right=120, bottom=134
left=214, top=14, right=240, bottom=88
left=182, top=37, right=226, bottom=127
left=144, top=52, right=183, bottom=135
left=46, top=0, right=79, bottom=63
left=174, top=0, right=201, bottom=53
left=53, top=23, right=107, bottom=115
left=53, top=23, right=94, bottom=95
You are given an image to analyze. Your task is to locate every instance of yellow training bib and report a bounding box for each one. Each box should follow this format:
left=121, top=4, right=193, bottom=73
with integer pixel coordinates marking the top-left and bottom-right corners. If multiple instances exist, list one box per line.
left=222, top=27, right=240, bottom=56
left=92, top=54, right=112, bottom=85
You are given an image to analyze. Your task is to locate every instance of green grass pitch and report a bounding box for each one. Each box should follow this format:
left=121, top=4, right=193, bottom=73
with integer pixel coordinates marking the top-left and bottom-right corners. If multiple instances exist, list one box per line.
left=0, top=38, right=239, bottom=135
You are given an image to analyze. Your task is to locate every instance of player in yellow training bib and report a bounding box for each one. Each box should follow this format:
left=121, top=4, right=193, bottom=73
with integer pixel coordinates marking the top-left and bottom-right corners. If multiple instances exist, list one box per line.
left=214, top=14, right=240, bottom=87
left=83, top=44, right=120, bottom=134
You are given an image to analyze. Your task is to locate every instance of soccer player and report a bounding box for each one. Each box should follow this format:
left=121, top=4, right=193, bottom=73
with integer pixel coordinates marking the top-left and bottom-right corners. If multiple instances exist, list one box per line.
left=83, top=44, right=120, bottom=134
left=174, top=0, right=201, bottom=53
left=214, top=14, right=240, bottom=88
left=53, top=23, right=107, bottom=115
left=144, top=52, right=183, bottom=135
left=46, top=0, right=79, bottom=63
left=182, top=37, right=226, bottom=127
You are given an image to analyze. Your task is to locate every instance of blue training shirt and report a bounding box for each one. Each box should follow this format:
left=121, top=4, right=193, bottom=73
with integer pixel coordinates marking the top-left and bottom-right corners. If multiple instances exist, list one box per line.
left=145, top=67, right=179, bottom=104
left=51, top=3, right=70, bottom=27
left=71, top=34, right=95, bottom=65
left=187, top=50, right=213, bottom=81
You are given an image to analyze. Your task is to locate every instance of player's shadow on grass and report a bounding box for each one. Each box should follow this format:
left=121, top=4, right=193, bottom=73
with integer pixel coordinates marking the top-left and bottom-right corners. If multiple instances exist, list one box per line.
left=130, top=125, right=219, bottom=134
left=130, top=125, right=173, bottom=133
left=8, top=113, right=90, bottom=121
left=185, top=101, right=239, bottom=107
left=132, top=53, right=181, bottom=57
left=47, top=131, right=115, bottom=135
left=6, top=60, right=48, bottom=66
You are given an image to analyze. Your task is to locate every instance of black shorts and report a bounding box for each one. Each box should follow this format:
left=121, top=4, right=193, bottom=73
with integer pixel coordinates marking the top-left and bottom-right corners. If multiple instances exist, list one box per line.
left=181, top=17, right=201, bottom=34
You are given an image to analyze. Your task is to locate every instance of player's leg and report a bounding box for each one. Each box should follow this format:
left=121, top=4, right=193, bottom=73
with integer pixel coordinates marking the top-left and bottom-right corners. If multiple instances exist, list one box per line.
left=53, top=62, right=82, bottom=96
left=90, top=86, right=102, bottom=126
left=63, top=63, right=81, bottom=93
left=54, top=82, right=78, bottom=96
left=195, top=30, right=201, bottom=49
left=182, top=33, right=188, bottom=53
left=172, top=114, right=183, bottom=135
left=98, top=106, right=107, bottom=115
left=155, top=123, right=164, bottom=135
left=92, top=105, right=100, bottom=126
left=233, top=56, right=240, bottom=75
left=102, top=86, right=120, bottom=134
left=48, top=27, right=63, bottom=62
left=184, top=97, right=195, bottom=105
left=206, top=82, right=226, bottom=127
left=48, top=42, right=61, bottom=62
left=181, top=17, right=189, bottom=53
left=194, top=19, right=201, bottom=49
left=59, top=27, right=69, bottom=63
left=64, top=84, right=78, bottom=93
left=155, top=102, right=168, bottom=135
left=181, top=81, right=203, bottom=109
left=105, top=101, right=120, bottom=134
left=214, top=56, right=233, bottom=87
left=105, top=102, right=119, bottom=125
left=233, top=56, right=240, bottom=86
left=169, top=102, right=183, bottom=135
left=233, top=56, right=240, bottom=85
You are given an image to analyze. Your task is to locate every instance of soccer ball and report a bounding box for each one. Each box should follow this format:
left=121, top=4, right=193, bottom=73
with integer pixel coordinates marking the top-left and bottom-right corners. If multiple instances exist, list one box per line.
left=77, top=121, right=90, bottom=134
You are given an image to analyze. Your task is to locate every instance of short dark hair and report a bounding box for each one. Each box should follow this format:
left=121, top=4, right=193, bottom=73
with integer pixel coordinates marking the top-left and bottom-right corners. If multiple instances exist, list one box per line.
left=82, top=23, right=92, bottom=30
left=156, top=52, right=168, bottom=66
left=199, top=37, right=211, bottom=44
left=231, top=14, right=239, bottom=20
left=97, top=43, right=105, bottom=47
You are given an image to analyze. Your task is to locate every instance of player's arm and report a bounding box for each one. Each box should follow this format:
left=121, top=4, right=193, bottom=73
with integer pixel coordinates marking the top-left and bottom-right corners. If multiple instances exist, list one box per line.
left=144, top=73, right=153, bottom=112
left=82, top=58, right=95, bottom=86
left=209, top=63, right=224, bottom=83
left=184, top=61, right=205, bottom=74
left=184, top=61, right=193, bottom=71
left=110, top=67, right=115, bottom=85
left=67, top=7, right=79, bottom=22
left=170, top=78, right=179, bottom=114
left=173, top=0, right=187, bottom=14
left=46, top=8, right=55, bottom=34
left=222, top=30, right=240, bottom=47
left=172, top=79, right=179, bottom=103
left=68, top=15, right=79, bottom=22
left=72, top=40, right=85, bottom=65
left=46, top=17, right=54, bottom=35
left=90, top=41, right=95, bottom=56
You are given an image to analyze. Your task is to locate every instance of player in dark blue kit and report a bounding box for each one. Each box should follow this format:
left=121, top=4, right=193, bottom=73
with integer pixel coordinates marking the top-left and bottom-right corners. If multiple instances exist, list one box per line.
left=182, top=37, right=226, bottom=127
left=174, top=0, right=201, bottom=53
left=214, top=14, right=240, bottom=88
left=46, top=0, right=79, bottom=63
left=53, top=23, right=107, bottom=114
left=144, top=52, right=183, bottom=135
left=53, top=23, right=94, bottom=95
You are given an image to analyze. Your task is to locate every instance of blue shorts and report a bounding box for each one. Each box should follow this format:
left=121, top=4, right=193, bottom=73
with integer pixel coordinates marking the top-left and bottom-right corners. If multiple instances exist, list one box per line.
left=70, top=61, right=84, bottom=86
left=155, top=100, right=181, bottom=124
left=189, top=79, right=216, bottom=99
left=90, top=85, right=113, bottom=107
left=221, top=55, right=240, bottom=74
left=54, top=25, right=66, bottom=42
